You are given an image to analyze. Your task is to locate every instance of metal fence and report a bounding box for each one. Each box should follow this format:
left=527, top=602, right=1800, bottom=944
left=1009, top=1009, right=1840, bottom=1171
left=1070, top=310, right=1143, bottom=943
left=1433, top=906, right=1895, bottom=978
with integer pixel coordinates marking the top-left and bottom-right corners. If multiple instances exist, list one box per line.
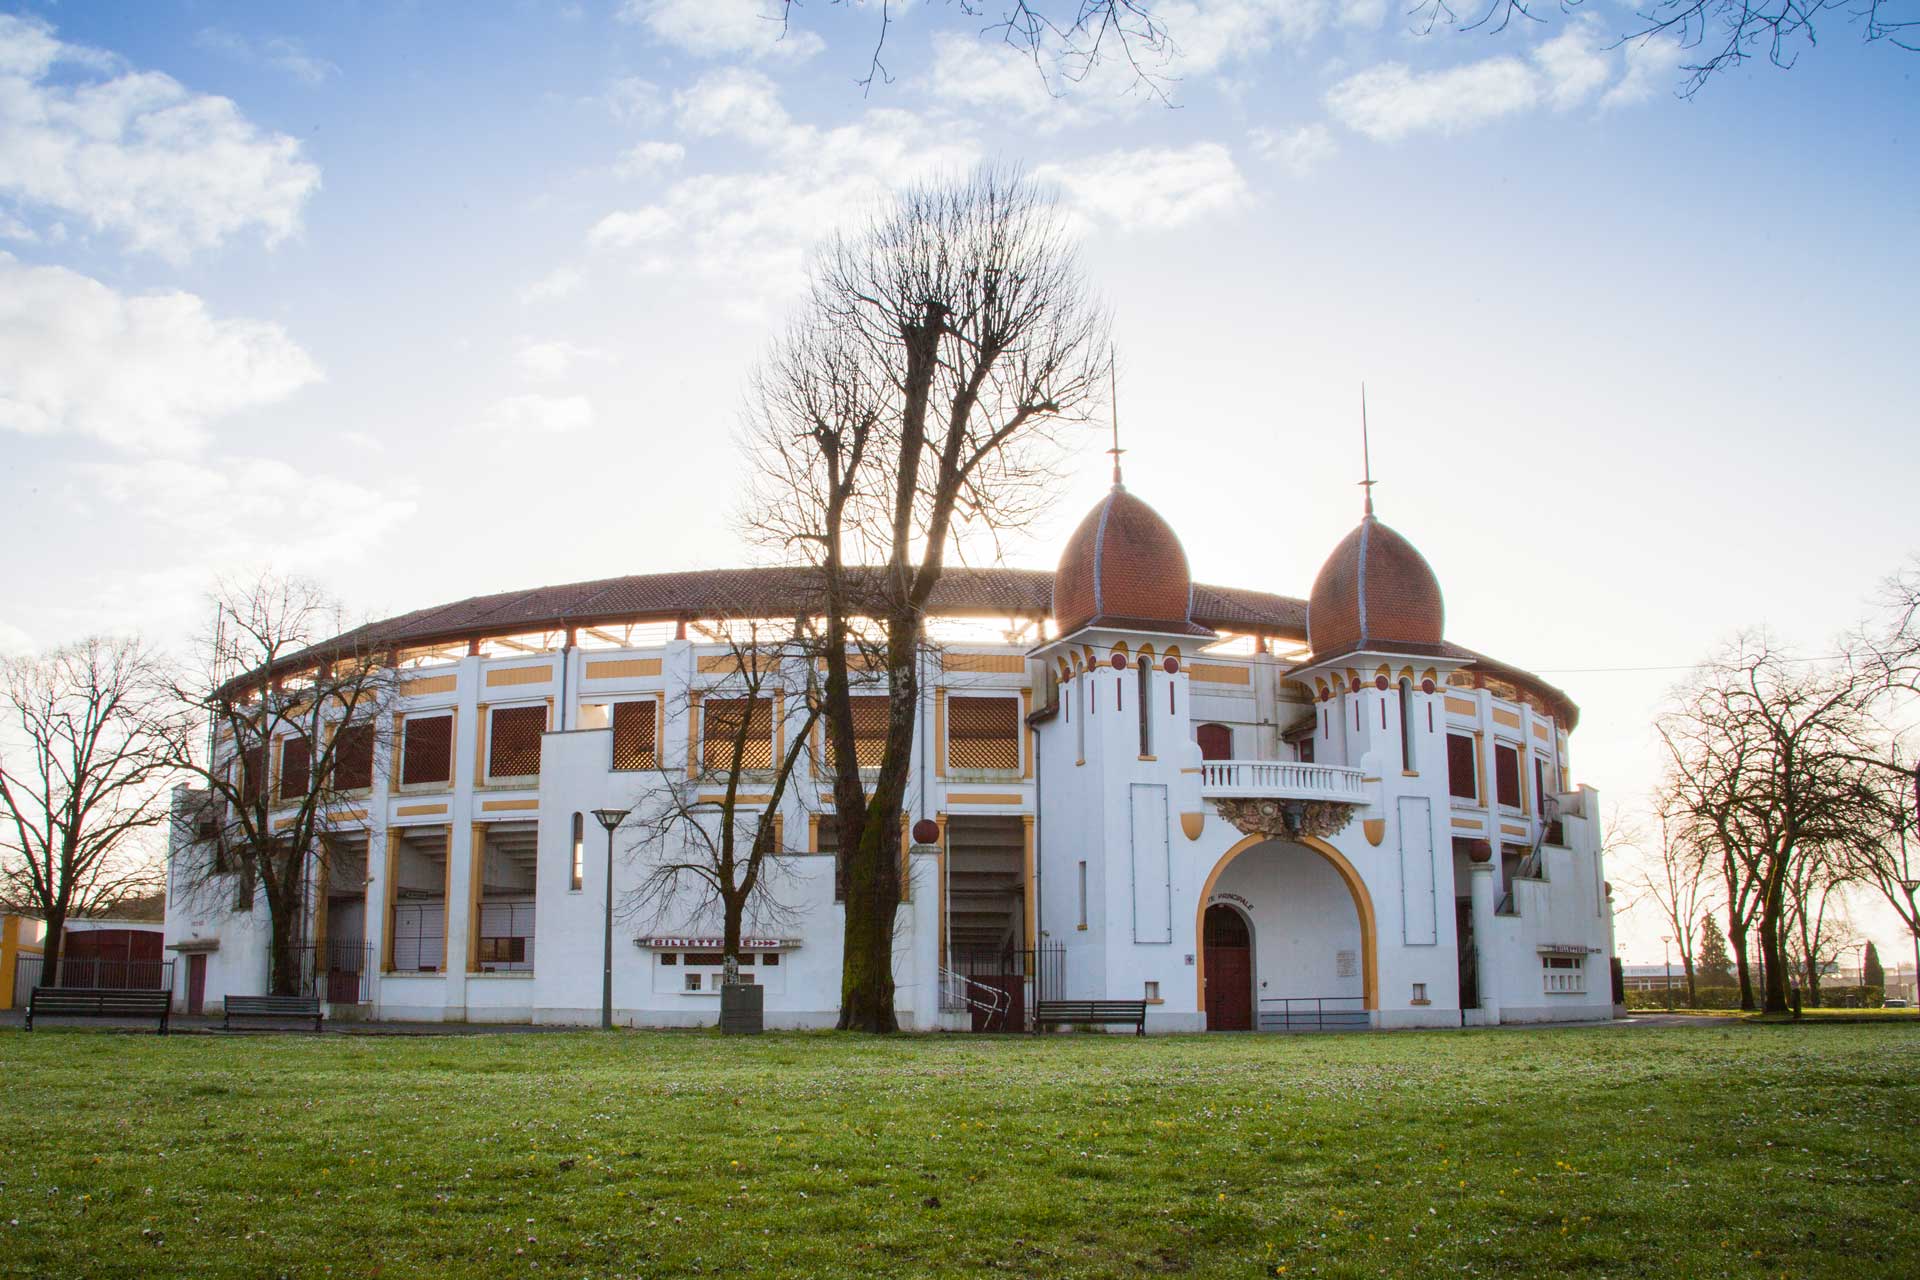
left=11, top=956, right=175, bottom=1007
left=297, top=941, right=375, bottom=1005
left=1257, top=996, right=1369, bottom=1032
left=944, top=943, right=1065, bottom=1029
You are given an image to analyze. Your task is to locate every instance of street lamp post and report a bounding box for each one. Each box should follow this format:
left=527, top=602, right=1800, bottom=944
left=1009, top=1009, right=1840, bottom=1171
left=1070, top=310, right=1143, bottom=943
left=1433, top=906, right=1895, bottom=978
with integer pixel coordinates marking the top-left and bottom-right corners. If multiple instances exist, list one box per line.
left=591, top=807, right=630, bottom=1031
left=1661, top=935, right=1674, bottom=1013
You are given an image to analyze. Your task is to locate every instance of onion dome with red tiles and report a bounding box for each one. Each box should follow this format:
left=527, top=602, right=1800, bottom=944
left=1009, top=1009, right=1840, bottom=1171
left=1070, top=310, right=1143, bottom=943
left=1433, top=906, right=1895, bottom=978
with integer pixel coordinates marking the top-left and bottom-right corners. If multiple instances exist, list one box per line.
left=1306, top=506, right=1445, bottom=660
left=1051, top=482, right=1211, bottom=638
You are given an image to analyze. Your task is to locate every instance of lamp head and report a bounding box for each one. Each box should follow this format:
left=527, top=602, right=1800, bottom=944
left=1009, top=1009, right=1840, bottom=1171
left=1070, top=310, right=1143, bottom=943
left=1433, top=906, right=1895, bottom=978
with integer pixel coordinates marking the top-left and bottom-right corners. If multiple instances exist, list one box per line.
left=591, top=807, right=629, bottom=833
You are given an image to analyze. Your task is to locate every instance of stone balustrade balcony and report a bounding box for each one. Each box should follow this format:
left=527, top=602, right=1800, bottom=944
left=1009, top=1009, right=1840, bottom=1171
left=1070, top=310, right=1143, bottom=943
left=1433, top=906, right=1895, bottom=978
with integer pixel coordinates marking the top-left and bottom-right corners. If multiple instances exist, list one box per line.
left=1197, top=760, right=1368, bottom=805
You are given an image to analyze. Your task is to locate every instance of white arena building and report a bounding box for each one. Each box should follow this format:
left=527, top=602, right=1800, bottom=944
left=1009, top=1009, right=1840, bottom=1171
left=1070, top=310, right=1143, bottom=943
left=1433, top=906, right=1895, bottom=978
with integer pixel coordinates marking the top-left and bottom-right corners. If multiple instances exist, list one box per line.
left=165, top=476, right=1616, bottom=1031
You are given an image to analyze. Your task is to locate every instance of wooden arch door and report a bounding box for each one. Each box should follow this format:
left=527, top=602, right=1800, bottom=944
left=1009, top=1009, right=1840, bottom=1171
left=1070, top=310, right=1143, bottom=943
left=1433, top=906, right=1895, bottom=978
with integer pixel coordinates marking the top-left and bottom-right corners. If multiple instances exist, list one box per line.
left=1203, top=904, right=1253, bottom=1031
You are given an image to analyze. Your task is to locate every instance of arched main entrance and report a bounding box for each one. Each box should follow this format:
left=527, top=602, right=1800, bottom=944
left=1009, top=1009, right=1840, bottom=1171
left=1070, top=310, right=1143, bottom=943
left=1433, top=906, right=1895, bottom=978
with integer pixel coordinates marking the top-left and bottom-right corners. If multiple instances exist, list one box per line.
left=1202, top=904, right=1254, bottom=1030
left=1195, top=834, right=1379, bottom=1026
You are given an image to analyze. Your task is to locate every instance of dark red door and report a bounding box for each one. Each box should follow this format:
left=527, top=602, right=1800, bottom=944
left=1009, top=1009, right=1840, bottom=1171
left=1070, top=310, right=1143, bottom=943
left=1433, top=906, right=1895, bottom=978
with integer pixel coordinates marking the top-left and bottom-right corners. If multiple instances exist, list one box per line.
left=186, top=954, right=206, bottom=1015
left=969, top=974, right=1025, bottom=1032
left=1203, top=905, right=1253, bottom=1031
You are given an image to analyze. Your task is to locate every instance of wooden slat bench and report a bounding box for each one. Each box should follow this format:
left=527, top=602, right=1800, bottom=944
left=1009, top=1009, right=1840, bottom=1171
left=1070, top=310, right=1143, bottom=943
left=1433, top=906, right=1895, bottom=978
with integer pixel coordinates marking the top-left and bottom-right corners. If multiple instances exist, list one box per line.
left=1034, top=999, right=1148, bottom=1035
left=26, top=987, right=171, bottom=1034
left=224, top=995, right=324, bottom=1033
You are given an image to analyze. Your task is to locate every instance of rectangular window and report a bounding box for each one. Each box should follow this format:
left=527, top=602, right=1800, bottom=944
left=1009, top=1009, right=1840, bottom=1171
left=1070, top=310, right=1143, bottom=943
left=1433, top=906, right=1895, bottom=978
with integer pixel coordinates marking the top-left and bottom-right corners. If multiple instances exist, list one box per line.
left=1077, top=860, right=1088, bottom=929
left=1446, top=734, right=1477, bottom=800
left=1398, top=680, right=1415, bottom=772
left=331, top=722, right=375, bottom=791
left=278, top=736, right=311, bottom=801
left=611, top=699, right=658, bottom=771
left=1144, top=980, right=1159, bottom=1000
left=1534, top=758, right=1548, bottom=816
left=239, top=745, right=266, bottom=805
left=948, top=695, right=1020, bottom=771
left=659, top=952, right=677, bottom=965
left=488, top=704, right=546, bottom=779
left=1542, top=955, right=1586, bottom=994
left=1136, top=659, right=1152, bottom=757
left=685, top=972, right=701, bottom=992
left=703, top=697, right=773, bottom=771
left=400, top=713, right=454, bottom=786
left=570, top=811, right=584, bottom=891
left=817, top=815, right=846, bottom=902
left=762, top=952, right=780, bottom=967
left=825, top=694, right=889, bottom=770
left=1494, top=744, right=1521, bottom=809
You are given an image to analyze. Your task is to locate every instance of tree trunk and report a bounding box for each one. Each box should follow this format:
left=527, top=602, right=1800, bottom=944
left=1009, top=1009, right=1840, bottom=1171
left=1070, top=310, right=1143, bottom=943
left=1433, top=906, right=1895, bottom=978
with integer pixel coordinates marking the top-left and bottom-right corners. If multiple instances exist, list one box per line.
left=265, top=871, right=304, bottom=997
left=40, top=911, right=66, bottom=988
left=1682, top=957, right=1697, bottom=1009
left=1731, top=920, right=1755, bottom=1011
left=837, top=799, right=901, bottom=1032
left=1758, top=890, right=1790, bottom=1014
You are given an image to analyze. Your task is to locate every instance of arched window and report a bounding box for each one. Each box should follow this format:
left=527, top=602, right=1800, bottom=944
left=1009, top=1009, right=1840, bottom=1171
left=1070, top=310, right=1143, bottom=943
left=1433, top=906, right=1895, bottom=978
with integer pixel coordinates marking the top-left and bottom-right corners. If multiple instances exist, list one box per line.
left=1196, top=722, right=1232, bottom=761
left=1398, top=678, right=1416, bottom=772
left=570, top=812, right=584, bottom=891
left=1137, top=656, right=1152, bottom=757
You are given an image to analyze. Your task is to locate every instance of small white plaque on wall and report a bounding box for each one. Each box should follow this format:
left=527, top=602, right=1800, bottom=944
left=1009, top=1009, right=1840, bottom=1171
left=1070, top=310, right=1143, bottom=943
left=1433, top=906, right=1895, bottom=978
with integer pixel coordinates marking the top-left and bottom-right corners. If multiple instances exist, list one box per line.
left=1336, top=949, right=1358, bottom=978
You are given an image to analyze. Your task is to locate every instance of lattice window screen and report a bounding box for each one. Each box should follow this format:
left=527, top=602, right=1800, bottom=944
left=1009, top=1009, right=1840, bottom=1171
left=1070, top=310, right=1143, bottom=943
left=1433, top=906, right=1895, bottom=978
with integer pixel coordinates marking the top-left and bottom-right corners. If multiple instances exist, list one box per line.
left=488, top=705, right=546, bottom=778
left=278, top=737, right=311, bottom=800
left=612, top=700, right=658, bottom=771
left=401, top=714, right=453, bottom=785
left=332, top=723, right=375, bottom=791
left=948, top=696, right=1020, bottom=770
left=825, top=695, right=889, bottom=770
left=704, top=697, right=773, bottom=771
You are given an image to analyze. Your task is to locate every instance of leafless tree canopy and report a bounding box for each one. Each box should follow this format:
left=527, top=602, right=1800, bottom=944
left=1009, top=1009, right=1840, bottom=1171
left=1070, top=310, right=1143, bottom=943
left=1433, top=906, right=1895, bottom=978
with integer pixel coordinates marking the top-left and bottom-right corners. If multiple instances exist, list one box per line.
left=787, top=0, right=1909, bottom=101
left=622, top=621, right=825, bottom=967
left=164, top=575, right=395, bottom=996
left=1622, top=799, right=1713, bottom=1005
left=743, top=168, right=1107, bottom=1031
left=0, top=636, right=172, bottom=981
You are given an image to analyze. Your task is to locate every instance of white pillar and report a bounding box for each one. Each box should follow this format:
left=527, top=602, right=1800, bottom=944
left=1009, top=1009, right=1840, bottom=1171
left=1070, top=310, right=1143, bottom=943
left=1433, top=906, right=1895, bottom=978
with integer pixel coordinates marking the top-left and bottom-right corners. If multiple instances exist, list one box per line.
left=1469, top=859, right=1500, bottom=1024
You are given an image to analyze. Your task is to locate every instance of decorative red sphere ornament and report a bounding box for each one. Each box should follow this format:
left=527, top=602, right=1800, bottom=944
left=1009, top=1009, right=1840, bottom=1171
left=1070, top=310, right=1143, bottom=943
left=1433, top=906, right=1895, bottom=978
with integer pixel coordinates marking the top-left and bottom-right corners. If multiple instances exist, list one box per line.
left=1421, top=678, right=1436, bottom=695
left=1162, top=656, right=1179, bottom=674
left=911, top=818, right=940, bottom=846
left=1110, top=652, right=1127, bottom=670
left=1374, top=675, right=1390, bottom=691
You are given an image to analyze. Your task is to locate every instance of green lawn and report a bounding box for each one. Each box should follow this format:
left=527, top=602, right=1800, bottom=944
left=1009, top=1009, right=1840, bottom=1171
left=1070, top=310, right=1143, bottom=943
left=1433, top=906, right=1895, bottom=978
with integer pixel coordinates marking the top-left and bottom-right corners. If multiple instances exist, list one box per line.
left=2, top=1023, right=1916, bottom=1279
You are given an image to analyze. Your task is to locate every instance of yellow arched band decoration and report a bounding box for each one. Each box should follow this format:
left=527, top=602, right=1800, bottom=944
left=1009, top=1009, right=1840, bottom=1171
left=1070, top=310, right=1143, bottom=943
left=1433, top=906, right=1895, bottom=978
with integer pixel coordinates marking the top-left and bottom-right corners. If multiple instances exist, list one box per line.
left=1195, top=832, right=1379, bottom=1016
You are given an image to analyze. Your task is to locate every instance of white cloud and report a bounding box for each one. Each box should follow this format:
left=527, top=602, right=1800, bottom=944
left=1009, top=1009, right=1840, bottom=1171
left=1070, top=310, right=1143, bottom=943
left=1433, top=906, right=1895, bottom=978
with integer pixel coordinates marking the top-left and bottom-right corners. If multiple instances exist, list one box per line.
left=615, top=140, right=686, bottom=178
left=1325, top=58, right=1541, bottom=141
left=1334, top=0, right=1388, bottom=28
left=605, top=76, right=666, bottom=123
left=1035, top=144, right=1249, bottom=230
left=617, top=0, right=823, bottom=62
left=80, top=457, right=415, bottom=570
left=0, top=15, right=321, bottom=259
left=0, top=619, right=33, bottom=657
left=1533, top=17, right=1613, bottom=110
left=1251, top=122, right=1336, bottom=176
left=194, top=28, right=338, bottom=86
left=514, top=340, right=605, bottom=381
left=1326, top=20, right=1676, bottom=141
left=588, top=69, right=981, bottom=305
left=479, top=394, right=595, bottom=435
left=521, top=266, right=584, bottom=303
left=927, top=2, right=1337, bottom=125
left=0, top=253, right=321, bottom=453
left=1604, top=35, right=1684, bottom=109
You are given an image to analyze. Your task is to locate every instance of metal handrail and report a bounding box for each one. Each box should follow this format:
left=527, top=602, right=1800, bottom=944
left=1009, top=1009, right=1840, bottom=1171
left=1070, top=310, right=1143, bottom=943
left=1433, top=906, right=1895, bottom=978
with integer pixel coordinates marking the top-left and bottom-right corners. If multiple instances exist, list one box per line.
left=1257, top=995, right=1368, bottom=1031
left=939, top=967, right=1011, bottom=1018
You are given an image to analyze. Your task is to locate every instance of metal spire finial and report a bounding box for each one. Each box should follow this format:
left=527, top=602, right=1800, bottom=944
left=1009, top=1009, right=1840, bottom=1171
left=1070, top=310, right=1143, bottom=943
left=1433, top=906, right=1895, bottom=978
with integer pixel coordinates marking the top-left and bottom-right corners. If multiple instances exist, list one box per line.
left=1108, top=358, right=1125, bottom=489
left=1358, top=383, right=1376, bottom=517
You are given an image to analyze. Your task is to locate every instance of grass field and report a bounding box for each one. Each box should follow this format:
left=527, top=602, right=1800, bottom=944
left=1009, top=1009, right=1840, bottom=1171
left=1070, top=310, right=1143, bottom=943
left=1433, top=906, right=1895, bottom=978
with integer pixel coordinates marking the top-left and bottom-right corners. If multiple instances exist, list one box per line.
left=2, top=1022, right=1916, bottom=1279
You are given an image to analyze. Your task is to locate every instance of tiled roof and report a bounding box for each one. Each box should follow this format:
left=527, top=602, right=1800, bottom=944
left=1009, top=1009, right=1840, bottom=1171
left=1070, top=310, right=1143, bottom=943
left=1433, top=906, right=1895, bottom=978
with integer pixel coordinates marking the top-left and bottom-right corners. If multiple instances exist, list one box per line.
left=255, top=562, right=1574, bottom=726
left=1307, top=515, right=1445, bottom=657
left=1051, top=487, right=1209, bottom=637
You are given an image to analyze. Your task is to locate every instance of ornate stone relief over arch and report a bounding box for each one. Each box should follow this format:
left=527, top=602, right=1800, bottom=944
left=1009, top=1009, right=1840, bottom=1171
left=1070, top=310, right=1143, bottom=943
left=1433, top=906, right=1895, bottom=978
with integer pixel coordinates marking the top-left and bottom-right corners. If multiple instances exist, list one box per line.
left=1212, top=797, right=1357, bottom=842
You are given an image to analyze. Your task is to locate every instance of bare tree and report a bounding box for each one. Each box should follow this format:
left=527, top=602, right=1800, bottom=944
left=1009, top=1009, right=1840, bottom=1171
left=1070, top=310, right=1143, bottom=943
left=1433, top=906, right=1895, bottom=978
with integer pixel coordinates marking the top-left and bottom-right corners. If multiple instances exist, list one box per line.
left=623, top=621, right=824, bottom=986
left=1837, top=751, right=1920, bottom=1003
left=1778, top=840, right=1858, bottom=1005
left=163, top=576, right=393, bottom=997
left=1408, top=0, right=1914, bottom=98
left=744, top=168, right=1108, bottom=1031
left=1659, top=631, right=1889, bottom=1013
left=0, top=637, right=173, bottom=985
left=1625, top=797, right=1712, bottom=1006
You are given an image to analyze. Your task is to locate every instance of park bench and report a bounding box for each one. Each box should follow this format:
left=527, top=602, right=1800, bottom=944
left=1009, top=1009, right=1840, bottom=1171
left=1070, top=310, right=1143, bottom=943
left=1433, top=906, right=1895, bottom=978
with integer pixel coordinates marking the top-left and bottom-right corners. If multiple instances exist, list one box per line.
left=26, top=987, right=171, bottom=1034
left=224, top=994, right=324, bottom=1033
left=1034, top=999, right=1148, bottom=1035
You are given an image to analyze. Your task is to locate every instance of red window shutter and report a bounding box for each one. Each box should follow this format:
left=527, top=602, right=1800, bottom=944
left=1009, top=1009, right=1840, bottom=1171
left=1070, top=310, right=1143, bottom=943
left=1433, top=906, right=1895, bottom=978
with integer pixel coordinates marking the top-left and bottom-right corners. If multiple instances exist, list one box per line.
left=488, top=705, right=546, bottom=778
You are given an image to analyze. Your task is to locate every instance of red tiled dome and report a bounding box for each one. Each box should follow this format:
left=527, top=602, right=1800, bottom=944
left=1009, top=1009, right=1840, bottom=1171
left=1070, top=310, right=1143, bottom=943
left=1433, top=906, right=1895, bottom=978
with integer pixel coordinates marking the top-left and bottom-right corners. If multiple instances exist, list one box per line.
left=1307, top=514, right=1445, bottom=658
left=1051, top=486, right=1208, bottom=636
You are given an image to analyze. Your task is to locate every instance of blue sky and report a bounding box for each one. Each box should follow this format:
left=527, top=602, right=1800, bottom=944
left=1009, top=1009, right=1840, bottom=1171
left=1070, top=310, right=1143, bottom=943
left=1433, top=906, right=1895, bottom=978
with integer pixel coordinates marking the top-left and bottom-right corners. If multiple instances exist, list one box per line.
left=1, top=2, right=1916, bottom=958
